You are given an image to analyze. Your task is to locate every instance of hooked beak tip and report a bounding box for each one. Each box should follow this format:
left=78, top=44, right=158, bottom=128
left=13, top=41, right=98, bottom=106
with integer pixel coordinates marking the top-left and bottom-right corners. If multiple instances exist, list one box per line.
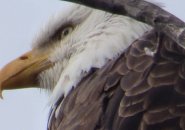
left=0, top=70, right=4, bottom=100
left=0, top=94, right=3, bottom=100
left=0, top=87, right=3, bottom=100
left=0, top=88, right=3, bottom=100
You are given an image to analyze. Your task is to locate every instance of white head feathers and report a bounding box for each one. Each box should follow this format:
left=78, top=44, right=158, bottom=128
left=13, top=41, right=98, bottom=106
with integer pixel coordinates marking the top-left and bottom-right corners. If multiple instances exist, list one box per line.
left=32, top=4, right=152, bottom=106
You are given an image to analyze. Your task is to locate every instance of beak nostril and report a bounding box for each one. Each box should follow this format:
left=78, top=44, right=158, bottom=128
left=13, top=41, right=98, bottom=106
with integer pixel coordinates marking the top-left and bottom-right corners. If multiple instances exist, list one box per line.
left=19, top=55, right=28, bottom=60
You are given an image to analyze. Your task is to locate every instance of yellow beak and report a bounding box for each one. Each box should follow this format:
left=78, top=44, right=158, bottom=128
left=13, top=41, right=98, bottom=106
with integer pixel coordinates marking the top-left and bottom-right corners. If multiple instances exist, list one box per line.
left=0, top=49, right=53, bottom=97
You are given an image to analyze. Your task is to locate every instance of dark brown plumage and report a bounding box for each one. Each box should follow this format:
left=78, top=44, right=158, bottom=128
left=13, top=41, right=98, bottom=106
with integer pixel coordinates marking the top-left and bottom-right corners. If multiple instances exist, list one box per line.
left=48, top=29, right=185, bottom=130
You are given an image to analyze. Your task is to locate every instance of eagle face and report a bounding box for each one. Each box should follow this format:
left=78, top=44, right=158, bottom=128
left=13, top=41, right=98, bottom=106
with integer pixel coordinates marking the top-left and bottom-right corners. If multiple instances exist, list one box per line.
left=0, top=4, right=151, bottom=105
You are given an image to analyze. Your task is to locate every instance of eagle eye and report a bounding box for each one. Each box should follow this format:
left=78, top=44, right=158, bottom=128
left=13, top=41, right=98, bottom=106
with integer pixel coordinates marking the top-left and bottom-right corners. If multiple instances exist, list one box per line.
left=62, top=27, right=73, bottom=37
left=61, top=26, right=73, bottom=39
left=51, top=25, right=74, bottom=41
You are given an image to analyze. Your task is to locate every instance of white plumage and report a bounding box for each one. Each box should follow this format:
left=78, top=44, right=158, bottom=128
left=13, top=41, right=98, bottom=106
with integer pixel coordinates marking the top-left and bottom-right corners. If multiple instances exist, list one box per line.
left=33, top=5, right=151, bottom=106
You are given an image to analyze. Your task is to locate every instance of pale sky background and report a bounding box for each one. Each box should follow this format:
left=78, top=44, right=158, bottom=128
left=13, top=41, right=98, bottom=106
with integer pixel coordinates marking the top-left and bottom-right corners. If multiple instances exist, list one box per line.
left=0, top=1, right=185, bottom=130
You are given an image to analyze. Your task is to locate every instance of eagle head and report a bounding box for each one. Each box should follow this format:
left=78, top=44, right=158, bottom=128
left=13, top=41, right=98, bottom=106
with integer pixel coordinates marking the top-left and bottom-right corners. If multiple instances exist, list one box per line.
left=0, top=4, right=151, bottom=105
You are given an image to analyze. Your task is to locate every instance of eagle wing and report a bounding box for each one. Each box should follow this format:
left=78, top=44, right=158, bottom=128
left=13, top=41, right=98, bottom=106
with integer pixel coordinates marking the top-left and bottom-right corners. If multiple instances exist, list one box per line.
left=47, top=1, right=185, bottom=129
left=48, top=28, right=185, bottom=130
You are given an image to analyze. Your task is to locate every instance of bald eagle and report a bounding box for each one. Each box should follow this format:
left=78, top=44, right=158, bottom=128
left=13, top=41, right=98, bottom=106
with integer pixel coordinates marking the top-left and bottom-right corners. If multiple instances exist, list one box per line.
left=1, top=1, right=185, bottom=130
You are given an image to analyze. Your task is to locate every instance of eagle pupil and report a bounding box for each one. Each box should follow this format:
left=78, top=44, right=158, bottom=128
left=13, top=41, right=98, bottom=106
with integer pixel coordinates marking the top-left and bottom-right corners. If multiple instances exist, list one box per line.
left=62, top=27, right=73, bottom=38
left=63, top=29, right=69, bottom=36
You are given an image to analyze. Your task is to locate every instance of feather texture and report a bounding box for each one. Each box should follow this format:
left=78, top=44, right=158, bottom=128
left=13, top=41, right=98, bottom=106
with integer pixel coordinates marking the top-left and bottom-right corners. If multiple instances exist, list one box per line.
left=34, top=5, right=151, bottom=105
left=29, top=3, right=185, bottom=130
left=48, top=29, right=185, bottom=130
